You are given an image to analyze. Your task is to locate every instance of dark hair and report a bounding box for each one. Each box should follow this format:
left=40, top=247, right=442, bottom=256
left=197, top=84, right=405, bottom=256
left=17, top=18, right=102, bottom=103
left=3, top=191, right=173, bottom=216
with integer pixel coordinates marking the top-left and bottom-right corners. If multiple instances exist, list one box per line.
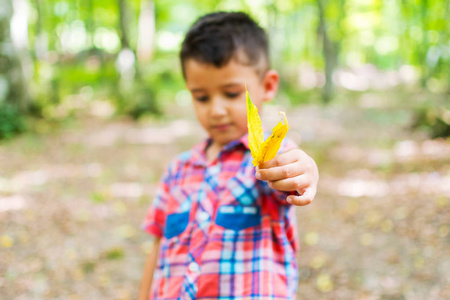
left=180, top=12, right=269, bottom=79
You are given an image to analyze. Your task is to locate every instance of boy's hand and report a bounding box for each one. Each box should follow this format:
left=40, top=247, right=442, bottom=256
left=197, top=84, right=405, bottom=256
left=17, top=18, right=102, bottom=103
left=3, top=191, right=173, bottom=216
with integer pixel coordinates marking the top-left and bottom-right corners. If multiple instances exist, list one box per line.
left=255, top=149, right=319, bottom=206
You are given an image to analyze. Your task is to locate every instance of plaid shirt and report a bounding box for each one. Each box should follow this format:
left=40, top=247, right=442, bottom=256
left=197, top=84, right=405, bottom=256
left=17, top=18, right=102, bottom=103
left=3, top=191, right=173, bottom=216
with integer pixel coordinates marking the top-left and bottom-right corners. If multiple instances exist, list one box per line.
left=143, top=134, right=299, bottom=299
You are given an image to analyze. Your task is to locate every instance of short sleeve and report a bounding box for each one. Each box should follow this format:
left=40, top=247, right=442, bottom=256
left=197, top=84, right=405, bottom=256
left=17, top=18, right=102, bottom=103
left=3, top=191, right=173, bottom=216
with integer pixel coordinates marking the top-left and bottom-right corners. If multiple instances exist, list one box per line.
left=141, top=165, right=172, bottom=238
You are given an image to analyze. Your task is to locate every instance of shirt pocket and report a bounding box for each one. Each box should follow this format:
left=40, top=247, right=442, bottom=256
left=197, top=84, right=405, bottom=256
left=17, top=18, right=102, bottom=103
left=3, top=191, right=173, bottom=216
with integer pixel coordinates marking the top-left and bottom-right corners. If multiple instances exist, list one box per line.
left=164, top=211, right=190, bottom=239
left=215, top=205, right=261, bottom=231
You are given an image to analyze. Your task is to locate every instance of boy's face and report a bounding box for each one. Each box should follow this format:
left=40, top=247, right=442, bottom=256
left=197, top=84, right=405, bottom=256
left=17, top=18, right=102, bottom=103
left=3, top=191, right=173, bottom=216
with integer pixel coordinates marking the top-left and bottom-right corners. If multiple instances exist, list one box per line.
left=185, top=58, right=278, bottom=150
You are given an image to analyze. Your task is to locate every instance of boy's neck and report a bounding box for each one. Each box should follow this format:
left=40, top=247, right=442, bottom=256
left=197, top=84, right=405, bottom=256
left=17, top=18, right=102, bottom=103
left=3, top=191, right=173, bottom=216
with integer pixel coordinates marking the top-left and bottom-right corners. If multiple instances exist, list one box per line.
left=205, top=142, right=221, bottom=164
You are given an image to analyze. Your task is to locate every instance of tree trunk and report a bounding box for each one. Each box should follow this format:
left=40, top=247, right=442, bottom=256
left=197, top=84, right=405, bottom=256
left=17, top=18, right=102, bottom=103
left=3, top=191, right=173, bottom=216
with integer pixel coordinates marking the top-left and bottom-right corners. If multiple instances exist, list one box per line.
left=137, top=0, right=155, bottom=62
left=118, top=0, right=130, bottom=50
left=0, top=0, right=30, bottom=113
left=86, top=0, right=94, bottom=49
left=419, top=0, right=429, bottom=88
left=317, top=0, right=336, bottom=103
left=445, top=0, right=450, bottom=94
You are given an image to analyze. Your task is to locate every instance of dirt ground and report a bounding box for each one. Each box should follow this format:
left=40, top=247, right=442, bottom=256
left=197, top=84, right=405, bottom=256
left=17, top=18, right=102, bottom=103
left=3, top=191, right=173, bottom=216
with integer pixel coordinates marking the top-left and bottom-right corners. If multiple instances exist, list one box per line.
left=1, top=94, right=449, bottom=300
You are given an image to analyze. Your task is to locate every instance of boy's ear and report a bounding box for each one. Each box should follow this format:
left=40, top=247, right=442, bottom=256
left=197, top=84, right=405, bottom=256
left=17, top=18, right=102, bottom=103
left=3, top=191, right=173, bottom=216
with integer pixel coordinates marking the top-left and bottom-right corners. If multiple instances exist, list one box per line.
left=262, top=70, right=279, bottom=102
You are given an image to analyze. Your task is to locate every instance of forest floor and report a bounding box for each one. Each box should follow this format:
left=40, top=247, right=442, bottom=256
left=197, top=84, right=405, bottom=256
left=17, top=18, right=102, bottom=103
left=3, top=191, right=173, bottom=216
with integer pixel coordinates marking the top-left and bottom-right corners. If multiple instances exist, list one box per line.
left=1, top=91, right=449, bottom=300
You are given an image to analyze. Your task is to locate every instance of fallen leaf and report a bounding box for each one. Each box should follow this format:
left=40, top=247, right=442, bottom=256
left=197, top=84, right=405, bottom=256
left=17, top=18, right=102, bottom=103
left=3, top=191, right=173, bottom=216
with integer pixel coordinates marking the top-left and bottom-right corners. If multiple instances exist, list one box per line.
left=316, top=273, right=334, bottom=292
left=0, top=235, right=13, bottom=248
left=304, top=232, right=320, bottom=246
left=359, top=232, right=374, bottom=246
left=310, top=254, right=327, bottom=269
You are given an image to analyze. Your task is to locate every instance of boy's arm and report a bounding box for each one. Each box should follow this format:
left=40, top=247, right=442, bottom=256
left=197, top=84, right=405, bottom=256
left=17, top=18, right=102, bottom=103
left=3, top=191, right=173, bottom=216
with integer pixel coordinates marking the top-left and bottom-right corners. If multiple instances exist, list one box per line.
left=138, top=237, right=161, bottom=300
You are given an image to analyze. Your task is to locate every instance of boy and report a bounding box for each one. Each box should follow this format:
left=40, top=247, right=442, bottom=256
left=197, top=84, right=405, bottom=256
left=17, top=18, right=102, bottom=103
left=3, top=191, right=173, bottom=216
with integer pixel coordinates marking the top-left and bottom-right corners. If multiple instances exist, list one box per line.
left=139, top=12, right=319, bottom=300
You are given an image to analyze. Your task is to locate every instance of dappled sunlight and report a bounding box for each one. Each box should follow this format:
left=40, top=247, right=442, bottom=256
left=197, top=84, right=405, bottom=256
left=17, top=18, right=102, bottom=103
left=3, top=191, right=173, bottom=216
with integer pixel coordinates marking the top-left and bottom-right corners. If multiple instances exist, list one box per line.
left=110, top=182, right=144, bottom=199
left=125, top=120, right=196, bottom=145
left=297, top=63, right=421, bottom=92
left=85, top=124, right=127, bottom=147
left=84, top=119, right=199, bottom=147
left=390, top=172, right=450, bottom=197
left=322, top=171, right=450, bottom=199
left=329, top=138, right=450, bottom=167
left=0, top=195, right=27, bottom=212
left=1, top=164, right=102, bottom=193
left=395, top=139, right=450, bottom=162
left=421, top=139, right=450, bottom=159
left=333, top=64, right=413, bottom=91
left=337, top=178, right=389, bottom=198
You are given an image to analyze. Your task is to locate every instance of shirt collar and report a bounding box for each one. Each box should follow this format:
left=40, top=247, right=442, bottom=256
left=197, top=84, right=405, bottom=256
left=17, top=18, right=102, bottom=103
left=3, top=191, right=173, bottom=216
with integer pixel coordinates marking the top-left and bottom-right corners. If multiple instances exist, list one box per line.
left=190, top=133, right=250, bottom=167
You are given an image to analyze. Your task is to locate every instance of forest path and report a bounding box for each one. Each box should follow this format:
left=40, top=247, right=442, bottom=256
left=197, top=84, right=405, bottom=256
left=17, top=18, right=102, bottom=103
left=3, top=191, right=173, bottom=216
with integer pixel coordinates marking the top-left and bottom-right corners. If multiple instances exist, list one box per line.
left=1, top=96, right=449, bottom=299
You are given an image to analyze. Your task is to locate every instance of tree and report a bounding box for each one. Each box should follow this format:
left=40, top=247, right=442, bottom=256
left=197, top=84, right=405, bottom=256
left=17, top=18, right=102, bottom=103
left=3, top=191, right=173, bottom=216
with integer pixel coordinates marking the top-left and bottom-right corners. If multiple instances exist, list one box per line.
left=0, top=0, right=30, bottom=112
left=118, top=0, right=131, bottom=50
left=137, top=0, right=155, bottom=63
left=316, top=0, right=344, bottom=103
left=0, top=0, right=30, bottom=138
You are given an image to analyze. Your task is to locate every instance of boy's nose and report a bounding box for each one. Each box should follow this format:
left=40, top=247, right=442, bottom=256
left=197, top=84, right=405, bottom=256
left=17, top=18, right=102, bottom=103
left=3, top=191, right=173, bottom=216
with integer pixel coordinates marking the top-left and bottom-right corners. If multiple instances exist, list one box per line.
left=210, top=99, right=227, bottom=117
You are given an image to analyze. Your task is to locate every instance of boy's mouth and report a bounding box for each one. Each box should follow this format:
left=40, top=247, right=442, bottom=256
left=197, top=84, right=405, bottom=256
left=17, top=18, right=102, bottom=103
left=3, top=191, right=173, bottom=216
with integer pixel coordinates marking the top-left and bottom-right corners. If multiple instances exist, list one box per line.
left=212, top=123, right=232, bottom=131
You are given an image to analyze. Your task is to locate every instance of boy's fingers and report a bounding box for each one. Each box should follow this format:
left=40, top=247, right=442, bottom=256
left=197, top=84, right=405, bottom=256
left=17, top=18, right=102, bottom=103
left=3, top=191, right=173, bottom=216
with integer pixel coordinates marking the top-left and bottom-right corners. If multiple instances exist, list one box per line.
left=268, top=175, right=309, bottom=191
left=256, top=161, right=303, bottom=181
left=287, top=188, right=316, bottom=206
left=258, top=149, right=298, bottom=169
left=287, top=194, right=312, bottom=206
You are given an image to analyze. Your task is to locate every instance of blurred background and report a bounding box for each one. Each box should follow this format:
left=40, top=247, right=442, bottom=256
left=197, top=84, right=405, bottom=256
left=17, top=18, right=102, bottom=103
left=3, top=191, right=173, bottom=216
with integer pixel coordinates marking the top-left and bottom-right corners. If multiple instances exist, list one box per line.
left=0, top=0, right=449, bottom=299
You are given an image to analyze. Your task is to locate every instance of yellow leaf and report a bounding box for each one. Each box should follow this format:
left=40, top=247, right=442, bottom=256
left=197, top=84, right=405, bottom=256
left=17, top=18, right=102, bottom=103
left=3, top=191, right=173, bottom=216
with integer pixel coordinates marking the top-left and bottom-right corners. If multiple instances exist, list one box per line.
left=0, top=235, right=13, bottom=248
left=310, top=253, right=327, bottom=269
left=259, top=112, right=289, bottom=163
left=246, top=88, right=289, bottom=166
left=316, top=273, right=334, bottom=292
left=246, top=89, right=263, bottom=160
left=304, top=231, right=320, bottom=246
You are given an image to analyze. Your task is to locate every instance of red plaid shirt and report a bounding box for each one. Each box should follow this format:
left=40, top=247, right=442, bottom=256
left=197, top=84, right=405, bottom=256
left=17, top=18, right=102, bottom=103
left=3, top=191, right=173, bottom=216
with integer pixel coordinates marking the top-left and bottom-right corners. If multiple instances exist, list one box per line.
left=143, top=134, right=299, bottom=299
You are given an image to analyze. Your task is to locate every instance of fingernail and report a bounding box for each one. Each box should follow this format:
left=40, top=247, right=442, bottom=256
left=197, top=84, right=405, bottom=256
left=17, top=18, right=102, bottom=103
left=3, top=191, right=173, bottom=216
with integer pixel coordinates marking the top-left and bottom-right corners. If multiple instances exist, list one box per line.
left=286, top=197, right=292, bottom=204
left=255, top=172, right=261, bottom=180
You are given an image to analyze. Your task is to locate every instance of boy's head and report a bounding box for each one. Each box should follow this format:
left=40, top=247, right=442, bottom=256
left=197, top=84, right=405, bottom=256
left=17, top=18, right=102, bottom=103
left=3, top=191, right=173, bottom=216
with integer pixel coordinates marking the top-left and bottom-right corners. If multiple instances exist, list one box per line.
left=180, top=12, right=269, bottom=79
left=180, top=12, right=279, bottom=151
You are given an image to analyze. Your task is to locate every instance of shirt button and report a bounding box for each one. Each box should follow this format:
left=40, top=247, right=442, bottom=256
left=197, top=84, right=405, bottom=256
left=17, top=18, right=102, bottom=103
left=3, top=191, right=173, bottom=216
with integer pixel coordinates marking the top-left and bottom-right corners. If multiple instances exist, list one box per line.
left=197, top=211, right=209, bottom=222
left=188, top=262, right=200, bottom=273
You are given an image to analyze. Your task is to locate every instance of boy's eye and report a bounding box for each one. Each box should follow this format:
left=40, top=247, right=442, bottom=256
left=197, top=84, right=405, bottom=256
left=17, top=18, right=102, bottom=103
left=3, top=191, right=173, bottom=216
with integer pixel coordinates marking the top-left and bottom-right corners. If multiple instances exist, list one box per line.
left=195, top=96, right=209, bottom=102
left=225, top=92, right=241, bottom=99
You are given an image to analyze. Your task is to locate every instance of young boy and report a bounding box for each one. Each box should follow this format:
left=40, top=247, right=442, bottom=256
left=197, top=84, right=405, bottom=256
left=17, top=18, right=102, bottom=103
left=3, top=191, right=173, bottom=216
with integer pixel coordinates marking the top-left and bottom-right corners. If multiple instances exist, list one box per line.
left=139, top=12, right=319, bottom=300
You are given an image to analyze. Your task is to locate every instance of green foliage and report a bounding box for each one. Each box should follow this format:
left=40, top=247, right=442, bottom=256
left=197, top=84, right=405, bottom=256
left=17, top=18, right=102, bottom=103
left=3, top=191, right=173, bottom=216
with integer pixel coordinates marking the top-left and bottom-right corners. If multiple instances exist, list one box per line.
left=103, top=247, right=125, bottom=260
left=2, top=0, right=449, bottom=139
left=32, top=53, right=169, bottom=121
left=412, top=101, right=450, bottom=138
left=0, top=104, right=26, bottom=140
left=278, top=75, right=323, bottom=106
left=119, top=84, right=160, bottom=120
left=90, top=191, right=108, bottom=203
left=80, top=260, right=96, bottom=274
